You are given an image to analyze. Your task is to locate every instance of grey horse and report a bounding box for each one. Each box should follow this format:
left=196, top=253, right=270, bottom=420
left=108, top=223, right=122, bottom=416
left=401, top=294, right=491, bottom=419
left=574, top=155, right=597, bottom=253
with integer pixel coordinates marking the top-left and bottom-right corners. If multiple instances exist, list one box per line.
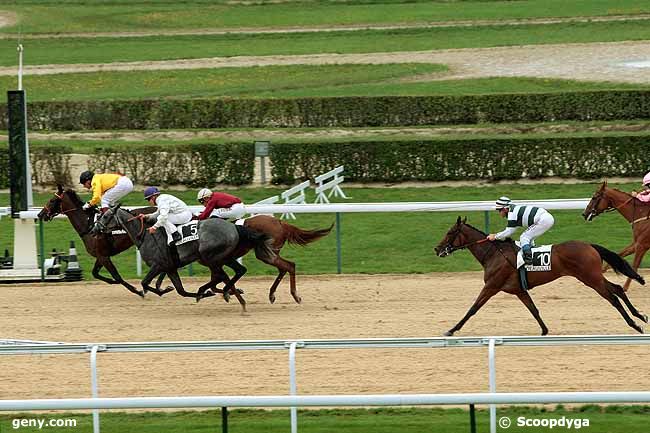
left=92, top=205, right=275, bottom=311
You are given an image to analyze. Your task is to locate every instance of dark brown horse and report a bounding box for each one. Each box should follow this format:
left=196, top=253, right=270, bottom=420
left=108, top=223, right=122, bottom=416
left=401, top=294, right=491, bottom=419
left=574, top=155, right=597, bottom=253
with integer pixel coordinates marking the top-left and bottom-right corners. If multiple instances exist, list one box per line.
left=434, top=217, right=647, bottom=335
left=37, top=185, right=170, bottom=298
left=583, top=180, right=650, bottom=291
left=231, top=215, right=333, bottom=303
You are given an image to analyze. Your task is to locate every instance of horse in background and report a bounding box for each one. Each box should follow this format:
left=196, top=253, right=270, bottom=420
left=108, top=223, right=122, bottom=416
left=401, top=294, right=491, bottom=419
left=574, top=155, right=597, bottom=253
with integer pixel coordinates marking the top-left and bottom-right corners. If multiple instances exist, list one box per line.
left=583, top=180, right=650, bottom=291
left=435, top=217, right=647, bottom=335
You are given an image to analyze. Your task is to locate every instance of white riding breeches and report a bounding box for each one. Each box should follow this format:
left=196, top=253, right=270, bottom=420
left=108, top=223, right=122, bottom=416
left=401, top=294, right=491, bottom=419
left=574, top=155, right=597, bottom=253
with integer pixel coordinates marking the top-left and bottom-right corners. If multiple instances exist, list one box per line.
left=215, top=202, right=246, bottom=219
left=101, top=176, right=133, bottom=208
left=519, top=212, right=554, bottom=246
left=161, top=210, right=193, bottom=244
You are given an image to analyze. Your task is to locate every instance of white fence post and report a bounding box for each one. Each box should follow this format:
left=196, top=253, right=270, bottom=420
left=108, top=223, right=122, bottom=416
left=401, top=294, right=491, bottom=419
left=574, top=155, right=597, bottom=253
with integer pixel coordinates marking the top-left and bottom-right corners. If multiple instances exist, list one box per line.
left=90, top=345, right=101, bottom=433
left=488, top=338, right=497, bottom=433
left=289, top=342, right=299, bottom=433
left=280, top=181, right=310, bottom=220
left=314, top=166, right=347, bottom=204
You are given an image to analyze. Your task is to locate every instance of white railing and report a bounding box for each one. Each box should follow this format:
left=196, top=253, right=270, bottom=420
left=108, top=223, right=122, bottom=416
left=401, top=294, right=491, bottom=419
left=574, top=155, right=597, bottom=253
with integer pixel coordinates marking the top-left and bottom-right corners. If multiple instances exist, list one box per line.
left=1, top=335, right=648, bottom=433
left=8, top=198, right=592, bottom=220
left=2, top=391, right=650, bottom=411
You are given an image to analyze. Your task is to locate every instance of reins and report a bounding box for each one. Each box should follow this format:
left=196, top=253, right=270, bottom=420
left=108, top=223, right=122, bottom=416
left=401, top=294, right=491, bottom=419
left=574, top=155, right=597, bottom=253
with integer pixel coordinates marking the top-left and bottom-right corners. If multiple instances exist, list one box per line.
left=127, top=214, right=146, bottom=238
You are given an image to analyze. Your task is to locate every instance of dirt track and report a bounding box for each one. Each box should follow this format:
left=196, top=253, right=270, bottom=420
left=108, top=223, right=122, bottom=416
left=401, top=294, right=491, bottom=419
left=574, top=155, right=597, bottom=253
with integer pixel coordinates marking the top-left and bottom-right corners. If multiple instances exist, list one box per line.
left=1, top=272, right=649, bottom=400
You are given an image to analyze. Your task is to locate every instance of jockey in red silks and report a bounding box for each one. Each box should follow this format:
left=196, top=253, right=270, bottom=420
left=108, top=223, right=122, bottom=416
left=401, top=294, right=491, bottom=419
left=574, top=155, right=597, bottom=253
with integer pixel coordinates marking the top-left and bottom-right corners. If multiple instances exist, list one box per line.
left=196, top=188, right=245, bottom=220
left=632, top=172, right=650, bottom=203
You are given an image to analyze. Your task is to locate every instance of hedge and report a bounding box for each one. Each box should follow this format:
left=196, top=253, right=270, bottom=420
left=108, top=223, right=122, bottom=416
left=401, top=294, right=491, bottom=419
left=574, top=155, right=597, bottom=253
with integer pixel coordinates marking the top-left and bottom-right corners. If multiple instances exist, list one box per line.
left=269, top=135, right=650, bottom=184
left=2, top=136, right=648, bottom=189
left=0, top=91, right=649, bottom=130
left=88, top=142, right=254, bottom=187
left=0, top=143, right=253, bottom=188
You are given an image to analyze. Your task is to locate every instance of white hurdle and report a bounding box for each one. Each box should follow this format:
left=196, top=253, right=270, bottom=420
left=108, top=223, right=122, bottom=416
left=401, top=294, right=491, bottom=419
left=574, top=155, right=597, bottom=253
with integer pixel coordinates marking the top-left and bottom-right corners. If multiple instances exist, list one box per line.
left=280, top=180, right=310, bottom=220
left=250, top=195, right=280, bottom=216
left=314, top=166, right=347, bottom=204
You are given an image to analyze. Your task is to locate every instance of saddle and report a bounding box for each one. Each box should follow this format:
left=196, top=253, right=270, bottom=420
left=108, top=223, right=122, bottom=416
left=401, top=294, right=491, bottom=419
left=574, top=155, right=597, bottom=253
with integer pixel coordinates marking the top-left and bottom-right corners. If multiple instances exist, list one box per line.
left=514, top=243, right=553, bottom=291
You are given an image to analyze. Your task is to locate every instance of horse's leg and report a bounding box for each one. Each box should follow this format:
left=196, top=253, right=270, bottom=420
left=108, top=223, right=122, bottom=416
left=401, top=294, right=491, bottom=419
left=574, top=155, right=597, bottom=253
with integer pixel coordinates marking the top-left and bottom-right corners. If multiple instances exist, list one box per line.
left=444, top=285, right=498, bottom=336
left=100, top=257, right=145, bottom=298
left=515, top=291, right=549, bottom=335
left=140, top=265, right=172, bottom=297
left=166, top=270, right=201, bottom=300
left=154, top=272, right=175, bottom=296
left=607, top=281, right=648, bottom=323
left=220, top=259, right=247, bottom=312
left=623, top=247, right=647, bottom=291
left=91, top=260, right=118, bottom=285
left=259, top=253, right=295, bottom=304
left=578, top=274, right=643, bottom=333
left=610, top=242, right=636, bottom=272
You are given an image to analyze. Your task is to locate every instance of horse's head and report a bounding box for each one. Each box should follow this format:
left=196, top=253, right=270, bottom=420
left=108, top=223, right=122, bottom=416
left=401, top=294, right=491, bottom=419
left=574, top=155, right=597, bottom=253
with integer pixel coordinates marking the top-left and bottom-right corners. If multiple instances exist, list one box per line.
left=434, top=216, right=470, bottom=257
left=91, top=204, right=121, bottom=236
left=583, top=180, right=613, bottom=221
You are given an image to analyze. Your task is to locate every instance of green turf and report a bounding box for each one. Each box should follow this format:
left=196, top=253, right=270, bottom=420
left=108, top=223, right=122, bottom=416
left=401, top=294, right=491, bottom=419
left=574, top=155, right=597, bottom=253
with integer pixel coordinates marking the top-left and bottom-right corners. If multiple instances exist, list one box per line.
left=2, top=20, right=650, bottom=67
left=2, top=72, right=648, bottom=102
left=4, top=0, right=650, bottom=34
left=0, top=182, right=646, bottom=281
left=0, top=405, right=648, bottom=433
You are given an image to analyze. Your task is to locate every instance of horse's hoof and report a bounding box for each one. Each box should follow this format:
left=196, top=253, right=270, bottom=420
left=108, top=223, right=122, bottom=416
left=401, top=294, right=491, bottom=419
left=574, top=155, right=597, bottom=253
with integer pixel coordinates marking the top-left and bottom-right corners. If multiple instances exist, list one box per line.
left=443, top=331, right=453, bottom=337
left=269, top=295, right=276, bottom=304
left=295, top=297, right=302, bottom=304
left=642, top=314, right=649, bottom=324
left=138, top=291, right=146, bottom=299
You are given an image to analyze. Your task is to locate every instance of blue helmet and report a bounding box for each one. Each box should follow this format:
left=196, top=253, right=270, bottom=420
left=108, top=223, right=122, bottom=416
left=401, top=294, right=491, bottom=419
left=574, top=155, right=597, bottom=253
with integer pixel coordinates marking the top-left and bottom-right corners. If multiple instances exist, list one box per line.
left=144, top=186, right=160, bottom=200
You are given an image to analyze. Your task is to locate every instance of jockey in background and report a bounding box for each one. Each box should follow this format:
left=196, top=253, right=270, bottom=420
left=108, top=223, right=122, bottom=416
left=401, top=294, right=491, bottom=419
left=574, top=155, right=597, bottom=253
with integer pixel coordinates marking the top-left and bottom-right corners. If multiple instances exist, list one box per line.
left=487, top=196, right=555, bottom=265
left=143, top=187, right=192, bottom=246
left=631, top=172, right=650, bottom=203
left=196, top=188, right=245, bottom=220
left=80, top=170, right=133, bottom=213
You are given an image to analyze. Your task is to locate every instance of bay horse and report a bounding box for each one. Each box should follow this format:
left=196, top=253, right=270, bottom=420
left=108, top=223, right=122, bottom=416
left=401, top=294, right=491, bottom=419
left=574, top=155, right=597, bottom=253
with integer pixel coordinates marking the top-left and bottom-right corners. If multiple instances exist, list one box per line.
left=583, top=180, right=650, bottom=291
left=37, top=185, right=171, bottom=298
left=434, top=217, right=647, bottom=335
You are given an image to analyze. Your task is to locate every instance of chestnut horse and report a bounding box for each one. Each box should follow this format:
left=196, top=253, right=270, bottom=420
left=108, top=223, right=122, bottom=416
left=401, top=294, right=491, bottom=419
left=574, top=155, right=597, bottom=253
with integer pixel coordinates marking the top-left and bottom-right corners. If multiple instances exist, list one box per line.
left=235, top=215, right=333, bottom=303
left=583, top=181, right=650, bottom=291
left=37, top=186, right=170, bottom=298
left=435, top=217, right=647, bottom=335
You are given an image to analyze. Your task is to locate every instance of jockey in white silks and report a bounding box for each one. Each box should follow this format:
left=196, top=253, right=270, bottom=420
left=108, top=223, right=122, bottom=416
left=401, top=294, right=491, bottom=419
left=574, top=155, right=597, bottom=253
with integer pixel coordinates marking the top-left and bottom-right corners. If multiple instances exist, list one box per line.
left=143, top=186, right=193, bottom=246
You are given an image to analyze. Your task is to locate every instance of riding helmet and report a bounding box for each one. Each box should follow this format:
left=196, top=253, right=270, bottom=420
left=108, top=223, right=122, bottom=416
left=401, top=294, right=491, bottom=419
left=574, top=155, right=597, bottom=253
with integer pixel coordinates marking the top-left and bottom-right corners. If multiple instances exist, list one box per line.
left=197, top=188, right=212, bottom=202
left=144, top=186, right=161, bottom=200
left=495, top=196, right=511, bottom=210
left=79, top=170, right=94, bottom=184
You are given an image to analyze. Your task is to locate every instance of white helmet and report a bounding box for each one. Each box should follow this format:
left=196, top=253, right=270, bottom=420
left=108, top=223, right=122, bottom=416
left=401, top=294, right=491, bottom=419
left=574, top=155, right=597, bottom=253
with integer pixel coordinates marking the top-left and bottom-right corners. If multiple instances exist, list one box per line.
left=197, top=188, right=212, bottom=202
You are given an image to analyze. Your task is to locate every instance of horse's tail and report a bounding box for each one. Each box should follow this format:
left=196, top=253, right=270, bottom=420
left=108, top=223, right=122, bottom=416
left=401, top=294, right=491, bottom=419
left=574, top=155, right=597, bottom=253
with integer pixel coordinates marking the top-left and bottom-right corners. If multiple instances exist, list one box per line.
left=280, top=221, right=334, bottom=246
left=591, top=244, right=645, bottom=285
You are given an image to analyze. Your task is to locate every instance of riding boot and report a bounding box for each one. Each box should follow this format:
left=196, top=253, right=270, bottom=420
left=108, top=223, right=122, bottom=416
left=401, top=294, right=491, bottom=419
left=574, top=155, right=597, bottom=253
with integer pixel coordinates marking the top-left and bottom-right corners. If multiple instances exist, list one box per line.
left=522, top=244, right=533, bottom=265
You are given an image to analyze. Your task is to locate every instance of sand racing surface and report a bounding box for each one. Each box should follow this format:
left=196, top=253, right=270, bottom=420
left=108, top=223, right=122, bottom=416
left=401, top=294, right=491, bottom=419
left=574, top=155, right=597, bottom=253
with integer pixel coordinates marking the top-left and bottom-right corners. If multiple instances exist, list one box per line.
left=1, top=272, right=649, bottom=400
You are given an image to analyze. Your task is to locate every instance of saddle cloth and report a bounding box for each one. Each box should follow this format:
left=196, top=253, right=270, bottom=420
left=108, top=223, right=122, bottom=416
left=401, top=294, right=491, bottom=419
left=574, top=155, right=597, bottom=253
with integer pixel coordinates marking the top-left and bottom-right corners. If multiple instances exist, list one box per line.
left=515, top=244, right=553, bottom=271
left=174, top=219, right=245, bottom=245
left=175, top=221, right=199, bottom=246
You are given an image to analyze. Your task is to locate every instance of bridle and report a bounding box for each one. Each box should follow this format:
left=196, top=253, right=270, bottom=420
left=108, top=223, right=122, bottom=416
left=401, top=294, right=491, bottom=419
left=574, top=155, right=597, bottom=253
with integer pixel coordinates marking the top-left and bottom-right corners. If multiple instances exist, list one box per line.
left=440, top=223, right=519, bottom=268
left=588, top=190, right=633, bottom=217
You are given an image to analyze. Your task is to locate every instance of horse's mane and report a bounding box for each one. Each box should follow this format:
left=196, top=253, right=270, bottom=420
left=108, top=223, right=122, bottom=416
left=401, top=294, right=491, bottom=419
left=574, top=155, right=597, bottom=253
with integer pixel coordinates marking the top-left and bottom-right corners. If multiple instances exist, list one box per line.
left=462, top=221, right=514, bottom=247
left=64, top=189, right=85, bottom=207
left=462, top=221, right=487, bottom=236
